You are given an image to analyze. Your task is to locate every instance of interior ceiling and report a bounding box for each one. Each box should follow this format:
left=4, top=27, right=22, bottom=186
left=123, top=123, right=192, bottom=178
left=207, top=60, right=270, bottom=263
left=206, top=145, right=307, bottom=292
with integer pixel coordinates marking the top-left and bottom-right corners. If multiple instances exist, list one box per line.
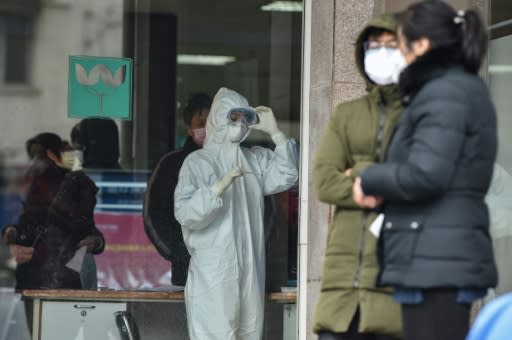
left=491, top=0, right=512, bottom=25
left=132, top=0, right=303, bottom=56
left=134, top=0, right=303, bottom=120
left=491, top=0, right=512, bottom=39
left=150, top=0, right=271, bottom=15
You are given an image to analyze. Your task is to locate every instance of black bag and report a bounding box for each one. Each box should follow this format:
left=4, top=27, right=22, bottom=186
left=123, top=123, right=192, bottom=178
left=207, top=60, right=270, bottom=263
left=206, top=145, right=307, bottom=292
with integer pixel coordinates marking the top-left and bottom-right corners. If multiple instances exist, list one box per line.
left=115, top=311, right=140, bottom=340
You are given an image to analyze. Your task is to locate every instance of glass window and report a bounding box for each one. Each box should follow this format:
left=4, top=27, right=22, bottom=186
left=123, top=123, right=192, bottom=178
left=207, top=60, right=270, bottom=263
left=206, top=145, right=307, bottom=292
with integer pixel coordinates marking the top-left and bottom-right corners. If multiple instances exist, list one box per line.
left=0, top=0, right=302, bottom=338
left=0, top=15, right=33, bottom=84
left=487, top=0, right=512, bottom=298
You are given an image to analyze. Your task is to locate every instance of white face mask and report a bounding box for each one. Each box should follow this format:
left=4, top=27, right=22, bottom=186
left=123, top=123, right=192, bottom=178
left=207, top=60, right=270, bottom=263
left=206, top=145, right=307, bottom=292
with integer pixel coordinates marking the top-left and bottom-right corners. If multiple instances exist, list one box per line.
left=364, top=48, right=407, bottom=85
left=61, top=151, right=75, bottom=170
left=227, top=123, right=249, bottom=143
left=61, top=150, right=83, bottom=171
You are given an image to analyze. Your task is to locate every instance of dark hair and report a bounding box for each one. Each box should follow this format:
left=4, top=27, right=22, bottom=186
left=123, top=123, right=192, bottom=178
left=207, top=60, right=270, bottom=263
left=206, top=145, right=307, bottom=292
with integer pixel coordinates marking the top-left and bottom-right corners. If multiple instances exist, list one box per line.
left=26, top=132, right=63, bottom=159
left=72, top=118, right=120, bottom=169
left=183, top=93, right=212, bottom=127
left=26, top=142, right=45, bottom=159
left=61, top=140, right=73, bottom=152
left=364, top=27, right=394, bottom=41
left=396, top=0, right=488, bottom=73
left=70, top=123, right=82, bottom=149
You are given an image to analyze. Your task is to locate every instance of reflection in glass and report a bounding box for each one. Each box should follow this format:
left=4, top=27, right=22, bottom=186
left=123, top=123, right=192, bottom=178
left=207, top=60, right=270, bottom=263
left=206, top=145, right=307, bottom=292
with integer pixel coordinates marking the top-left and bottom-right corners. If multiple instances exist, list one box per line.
left=488, top=21, right=512, bottom=296
left=0, top=0, right=302, bottom=337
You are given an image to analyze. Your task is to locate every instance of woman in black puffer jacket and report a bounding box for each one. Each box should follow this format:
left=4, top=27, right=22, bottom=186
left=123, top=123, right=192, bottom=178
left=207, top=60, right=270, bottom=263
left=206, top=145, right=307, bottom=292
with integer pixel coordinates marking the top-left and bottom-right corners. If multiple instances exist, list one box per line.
left=352, top=1, right=497, bottom=340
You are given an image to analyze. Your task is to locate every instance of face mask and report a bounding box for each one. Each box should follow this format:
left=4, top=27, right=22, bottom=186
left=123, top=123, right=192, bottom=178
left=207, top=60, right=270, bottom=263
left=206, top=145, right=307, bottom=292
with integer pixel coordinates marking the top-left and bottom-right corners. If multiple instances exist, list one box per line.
left=72, top=150, right=84, bottom=171
left=61, top=150, right=83, bottom=171
left=192, top=128, right=206, bottom=146
left=364, top=48, right=407, bottom=85
left=61, top=151, right=75, bottom=170
left=228, top=123, right=249, bottom=143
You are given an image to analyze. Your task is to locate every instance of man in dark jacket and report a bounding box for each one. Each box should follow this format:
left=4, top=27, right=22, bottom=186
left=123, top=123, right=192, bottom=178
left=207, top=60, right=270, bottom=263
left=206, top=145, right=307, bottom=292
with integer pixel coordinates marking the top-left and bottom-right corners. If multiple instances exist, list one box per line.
left=143, top=93, right=211, bottom=286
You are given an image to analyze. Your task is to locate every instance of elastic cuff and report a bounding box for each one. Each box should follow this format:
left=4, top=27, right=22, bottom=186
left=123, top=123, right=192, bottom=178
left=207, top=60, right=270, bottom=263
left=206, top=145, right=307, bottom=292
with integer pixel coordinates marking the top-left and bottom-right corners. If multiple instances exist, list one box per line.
left=209, top=182, right=225, bottom=196
left=359, top=173, right=369, bottom=195
left=94, top=237, right=105, bottom=253
left=271, top=131, right=287, bottom=145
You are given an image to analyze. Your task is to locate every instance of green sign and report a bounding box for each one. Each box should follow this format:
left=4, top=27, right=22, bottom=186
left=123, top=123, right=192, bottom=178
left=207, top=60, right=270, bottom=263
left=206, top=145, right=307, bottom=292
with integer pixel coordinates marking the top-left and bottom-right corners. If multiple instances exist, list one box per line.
left=68, top=56, right=133, bottom=120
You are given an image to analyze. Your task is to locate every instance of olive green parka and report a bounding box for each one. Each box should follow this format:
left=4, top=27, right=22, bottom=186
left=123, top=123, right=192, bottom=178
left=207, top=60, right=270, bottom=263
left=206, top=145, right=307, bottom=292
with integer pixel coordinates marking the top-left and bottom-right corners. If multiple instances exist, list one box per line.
left=313, top=14, right=404, bottom=338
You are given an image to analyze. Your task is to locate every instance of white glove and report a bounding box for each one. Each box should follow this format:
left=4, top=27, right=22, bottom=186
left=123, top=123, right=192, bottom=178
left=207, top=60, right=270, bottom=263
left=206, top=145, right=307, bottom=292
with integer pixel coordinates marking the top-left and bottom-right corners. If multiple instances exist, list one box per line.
left=253, top=106, right=287, bottom=145
left=253, top=106, right=279, bottom=135
left=210, top=167, right=243, bottom=195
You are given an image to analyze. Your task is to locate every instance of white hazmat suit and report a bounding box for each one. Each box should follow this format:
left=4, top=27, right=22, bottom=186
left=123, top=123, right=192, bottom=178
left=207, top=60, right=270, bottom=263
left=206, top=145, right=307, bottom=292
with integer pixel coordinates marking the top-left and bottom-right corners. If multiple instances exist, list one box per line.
left=174, top=87, right=298, bottom=340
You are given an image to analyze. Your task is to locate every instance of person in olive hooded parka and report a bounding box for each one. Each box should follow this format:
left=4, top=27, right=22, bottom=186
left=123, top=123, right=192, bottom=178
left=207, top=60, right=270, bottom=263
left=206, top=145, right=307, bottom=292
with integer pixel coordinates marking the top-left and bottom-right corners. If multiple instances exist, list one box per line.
left=312, top=14, right=404, bottom=339
left=3, top=133, right=104, bottom=289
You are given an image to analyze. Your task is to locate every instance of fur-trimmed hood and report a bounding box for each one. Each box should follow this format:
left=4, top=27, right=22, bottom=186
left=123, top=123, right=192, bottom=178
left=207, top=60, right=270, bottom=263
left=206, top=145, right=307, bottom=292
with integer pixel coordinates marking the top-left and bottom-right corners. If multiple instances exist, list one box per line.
left=398, top=46, right=464, bottom=104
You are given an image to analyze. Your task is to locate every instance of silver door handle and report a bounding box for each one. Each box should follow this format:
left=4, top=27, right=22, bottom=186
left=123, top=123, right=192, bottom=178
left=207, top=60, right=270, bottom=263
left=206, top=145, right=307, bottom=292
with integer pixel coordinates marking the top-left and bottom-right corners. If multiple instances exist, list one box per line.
left=73, top=304, right=96, bottom=309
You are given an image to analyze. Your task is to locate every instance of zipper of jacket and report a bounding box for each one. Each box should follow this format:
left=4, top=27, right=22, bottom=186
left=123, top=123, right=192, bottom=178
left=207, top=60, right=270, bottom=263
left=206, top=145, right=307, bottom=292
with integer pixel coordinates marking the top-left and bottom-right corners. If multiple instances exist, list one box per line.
left=353, top=94, right=388, bottom=288
left=353, top=212, right=369, bottom=288
left=374, top=94, right=387, bottom=162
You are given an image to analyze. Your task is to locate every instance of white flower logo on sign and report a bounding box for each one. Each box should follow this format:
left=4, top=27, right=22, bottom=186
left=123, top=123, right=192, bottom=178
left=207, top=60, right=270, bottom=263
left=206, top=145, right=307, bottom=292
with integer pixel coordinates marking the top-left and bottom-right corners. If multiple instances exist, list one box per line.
left=75, top=64, right=126, bottom=115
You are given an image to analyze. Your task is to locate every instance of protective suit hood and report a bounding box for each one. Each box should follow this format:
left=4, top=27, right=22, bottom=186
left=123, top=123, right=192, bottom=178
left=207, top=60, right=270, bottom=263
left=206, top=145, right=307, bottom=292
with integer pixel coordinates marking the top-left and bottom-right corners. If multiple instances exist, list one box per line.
left=204, top=87, right=254, bottom=147
left=174, top=87, right=298, bottom=340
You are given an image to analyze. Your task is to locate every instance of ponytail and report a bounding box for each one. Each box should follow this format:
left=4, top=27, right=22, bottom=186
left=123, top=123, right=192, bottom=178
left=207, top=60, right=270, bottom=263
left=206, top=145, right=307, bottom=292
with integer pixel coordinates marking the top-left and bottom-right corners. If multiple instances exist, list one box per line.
left=461, top=9, right=488, bottom=73
left=397, top=0, right=488, bottom=74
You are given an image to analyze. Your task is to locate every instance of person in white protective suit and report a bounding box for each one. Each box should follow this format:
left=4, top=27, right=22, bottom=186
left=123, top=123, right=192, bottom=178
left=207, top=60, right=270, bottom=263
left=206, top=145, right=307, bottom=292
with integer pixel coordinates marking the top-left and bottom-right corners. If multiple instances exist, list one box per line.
left=174, top=87, right=299, bottom=340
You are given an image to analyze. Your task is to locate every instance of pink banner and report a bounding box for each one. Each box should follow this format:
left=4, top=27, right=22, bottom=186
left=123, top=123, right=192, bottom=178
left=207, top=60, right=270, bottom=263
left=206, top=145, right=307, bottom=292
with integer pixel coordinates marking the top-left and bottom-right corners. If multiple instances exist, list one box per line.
left=94, top=212, right=172, bottom=289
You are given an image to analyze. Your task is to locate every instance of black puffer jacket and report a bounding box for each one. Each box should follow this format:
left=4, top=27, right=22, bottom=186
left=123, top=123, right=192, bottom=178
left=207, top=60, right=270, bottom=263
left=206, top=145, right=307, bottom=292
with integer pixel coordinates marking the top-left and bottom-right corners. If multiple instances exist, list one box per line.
left=360, top=47, right=498, bottom=289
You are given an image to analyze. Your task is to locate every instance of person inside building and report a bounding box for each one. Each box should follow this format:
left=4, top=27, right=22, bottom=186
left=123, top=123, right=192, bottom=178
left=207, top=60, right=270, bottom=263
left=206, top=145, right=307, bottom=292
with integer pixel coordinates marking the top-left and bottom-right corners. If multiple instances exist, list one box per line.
left=143, top=92, right=212, bottom=286
left=312, top=14, right=404, bottom=340
left=174, top=87, right=298, bottom=340
left=62, top=137, right=103, bottom=290
left=70, top=118, right=124, bottom=288
left=2, top=132, right=104, bottom=290
left=70, top=117, right=122, bottom=169
left=3, top=133, right=105, bottom=332
left=353, top=2, right=497, bottom=340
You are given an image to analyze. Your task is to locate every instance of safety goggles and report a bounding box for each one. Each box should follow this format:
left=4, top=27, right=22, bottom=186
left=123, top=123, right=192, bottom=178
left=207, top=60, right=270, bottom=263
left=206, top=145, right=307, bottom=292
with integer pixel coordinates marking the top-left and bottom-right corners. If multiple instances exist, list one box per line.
left=227, top=108, right=259, bottom=126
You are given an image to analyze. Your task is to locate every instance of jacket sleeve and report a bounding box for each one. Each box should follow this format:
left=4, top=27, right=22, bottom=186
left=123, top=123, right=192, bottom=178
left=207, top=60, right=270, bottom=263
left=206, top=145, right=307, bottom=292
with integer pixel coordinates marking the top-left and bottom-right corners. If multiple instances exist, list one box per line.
left=89, top=226, right=105, bottom=254
left=254, top=138, right=299, bottom=196
left=82, top=171, right=104, bottom=254
left=174, top=158, right=223, bottom=231
left=313, top=107, right=368, bottom=208
left=143, top=154, right=176, bottom=259
left=360, top=84, right=467, bottom=202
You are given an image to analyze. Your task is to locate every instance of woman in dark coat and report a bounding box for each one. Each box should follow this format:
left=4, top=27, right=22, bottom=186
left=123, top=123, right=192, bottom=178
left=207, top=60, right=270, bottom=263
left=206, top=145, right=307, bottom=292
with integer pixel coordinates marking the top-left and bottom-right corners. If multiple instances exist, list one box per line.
left=3, top=133, right=104, bottom=290
left=352, top=1, right=498, bottom=340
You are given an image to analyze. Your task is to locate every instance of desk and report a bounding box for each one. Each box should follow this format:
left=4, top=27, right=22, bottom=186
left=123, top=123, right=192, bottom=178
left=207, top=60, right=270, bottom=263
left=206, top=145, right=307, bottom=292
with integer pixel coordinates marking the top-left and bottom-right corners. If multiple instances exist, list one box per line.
left=269, top=293, right=297, bottom=340
left=23, top=290, right=297, bottom=340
